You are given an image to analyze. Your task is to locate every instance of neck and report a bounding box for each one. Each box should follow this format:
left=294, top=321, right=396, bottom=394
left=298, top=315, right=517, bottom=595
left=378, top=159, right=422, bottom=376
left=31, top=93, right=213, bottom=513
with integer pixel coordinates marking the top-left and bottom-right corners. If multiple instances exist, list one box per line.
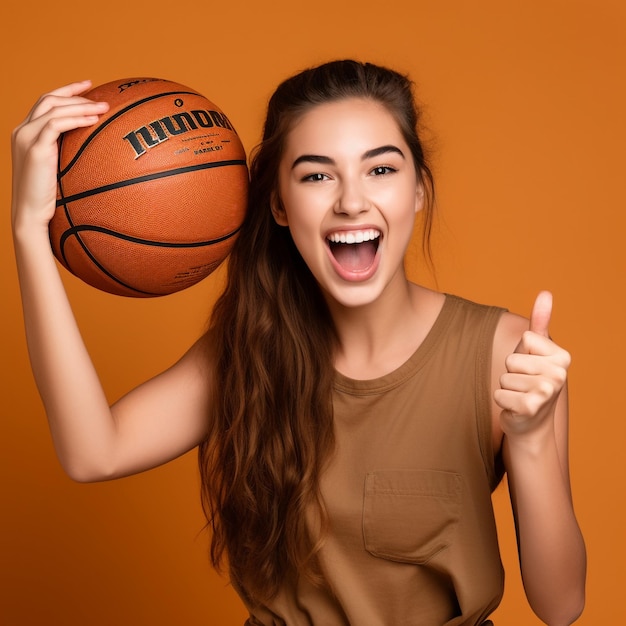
left=328, top=273, right=429, bottom=380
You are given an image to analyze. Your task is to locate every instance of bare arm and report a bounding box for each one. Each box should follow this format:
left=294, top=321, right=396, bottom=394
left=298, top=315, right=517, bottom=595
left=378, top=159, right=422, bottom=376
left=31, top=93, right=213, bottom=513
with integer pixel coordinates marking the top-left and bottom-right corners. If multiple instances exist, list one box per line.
left=12, top=82, right=210, bottom=482
left=491, top=293, right=586, bottom=625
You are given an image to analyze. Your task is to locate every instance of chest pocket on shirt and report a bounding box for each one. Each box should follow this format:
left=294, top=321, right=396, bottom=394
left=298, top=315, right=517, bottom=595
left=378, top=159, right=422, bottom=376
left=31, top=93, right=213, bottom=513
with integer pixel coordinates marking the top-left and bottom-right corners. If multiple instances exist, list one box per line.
left=363, top=469, right=462, bottom=564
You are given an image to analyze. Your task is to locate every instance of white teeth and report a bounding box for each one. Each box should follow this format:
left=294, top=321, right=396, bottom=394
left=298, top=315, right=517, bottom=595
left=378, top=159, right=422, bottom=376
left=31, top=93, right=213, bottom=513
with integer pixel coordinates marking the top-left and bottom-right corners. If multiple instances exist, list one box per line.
left=327, top=229, right=381, bottom=244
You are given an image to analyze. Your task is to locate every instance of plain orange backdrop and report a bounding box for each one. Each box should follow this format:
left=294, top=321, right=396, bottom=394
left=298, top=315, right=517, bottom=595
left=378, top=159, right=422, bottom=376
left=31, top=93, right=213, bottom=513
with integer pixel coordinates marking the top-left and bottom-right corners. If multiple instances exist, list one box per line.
left=2, top=1, right=624, bottom=624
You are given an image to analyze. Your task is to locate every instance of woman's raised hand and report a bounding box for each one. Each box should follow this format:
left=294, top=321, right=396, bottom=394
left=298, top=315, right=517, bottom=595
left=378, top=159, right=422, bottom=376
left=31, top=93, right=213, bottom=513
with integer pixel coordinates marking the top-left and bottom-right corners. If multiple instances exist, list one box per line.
left=11, top=82, right=210, bottom=482
left=494, top=291, right=571, bottom=440
left=11, top=81, right=109, bottom=235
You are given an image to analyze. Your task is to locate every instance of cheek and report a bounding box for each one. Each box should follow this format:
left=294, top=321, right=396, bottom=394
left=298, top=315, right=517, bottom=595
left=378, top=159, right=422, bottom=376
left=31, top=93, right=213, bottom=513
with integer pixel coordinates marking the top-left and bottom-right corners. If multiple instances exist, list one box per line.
left=384, top=189, right=420, bottom=253
left=278, top=193, right=317, bottom=250
left=282, top=185, right=327, bottom=232
left=287, top=213, right=321, bottom=260
left=380, top=184, right=419, bottom=223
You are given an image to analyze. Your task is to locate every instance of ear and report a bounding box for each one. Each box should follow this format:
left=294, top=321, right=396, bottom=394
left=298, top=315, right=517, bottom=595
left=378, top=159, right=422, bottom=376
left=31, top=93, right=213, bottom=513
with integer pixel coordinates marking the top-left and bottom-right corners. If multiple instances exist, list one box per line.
left=271, top=191, right=289, bottom=226
left=414, top=183, right=425, bottom=214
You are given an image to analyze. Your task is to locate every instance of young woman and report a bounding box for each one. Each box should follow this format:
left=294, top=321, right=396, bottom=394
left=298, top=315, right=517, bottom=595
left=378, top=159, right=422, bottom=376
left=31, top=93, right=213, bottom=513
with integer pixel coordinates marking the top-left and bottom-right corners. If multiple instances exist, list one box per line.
left=12, top=60, right=586, bottom=625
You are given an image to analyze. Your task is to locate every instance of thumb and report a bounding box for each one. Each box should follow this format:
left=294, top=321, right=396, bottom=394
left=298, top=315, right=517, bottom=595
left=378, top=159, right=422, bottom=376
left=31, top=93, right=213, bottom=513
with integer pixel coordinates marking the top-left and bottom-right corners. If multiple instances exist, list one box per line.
left=529, top=290, right=553, bottom=337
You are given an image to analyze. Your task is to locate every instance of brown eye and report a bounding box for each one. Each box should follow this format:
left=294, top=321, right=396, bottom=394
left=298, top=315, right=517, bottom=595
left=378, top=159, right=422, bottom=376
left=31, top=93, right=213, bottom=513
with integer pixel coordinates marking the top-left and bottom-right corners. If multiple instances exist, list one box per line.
left=302, top=173, right=328, bottom=182
left=371, top=166, right=396, bottom=176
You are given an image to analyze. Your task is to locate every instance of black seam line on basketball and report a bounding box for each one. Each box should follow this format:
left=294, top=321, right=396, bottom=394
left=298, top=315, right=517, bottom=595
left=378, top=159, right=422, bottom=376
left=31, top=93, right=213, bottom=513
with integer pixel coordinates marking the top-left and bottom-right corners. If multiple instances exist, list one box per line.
left=57, top=174, right=81, bottom=231
left=57, top=90, right=200, bottom=178
left=58, top=227, right=160, bottom=296
left=56, top=156, right=74, bottom=229
left=55, top=159, right=248, bottom=207
left=59, top=224, right=241, bottom=249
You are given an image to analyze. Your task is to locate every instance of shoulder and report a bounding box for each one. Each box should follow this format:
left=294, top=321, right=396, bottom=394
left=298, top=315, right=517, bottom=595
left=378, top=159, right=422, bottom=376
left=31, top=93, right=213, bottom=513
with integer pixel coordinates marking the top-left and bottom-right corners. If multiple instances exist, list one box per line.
left=439, top=292, right=509, bottom=342
left=493, top=309, right=528, bottom=361
left=433, top=294, right=529, bottom=458
left=409, top=283, right=445, bottom=313
left=410, top=285, right=521, bottom=347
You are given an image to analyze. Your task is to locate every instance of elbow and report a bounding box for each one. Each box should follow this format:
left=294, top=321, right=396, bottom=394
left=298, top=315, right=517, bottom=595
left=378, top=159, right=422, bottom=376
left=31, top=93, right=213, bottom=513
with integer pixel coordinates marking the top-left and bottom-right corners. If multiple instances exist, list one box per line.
left=532, top=587, right=586, bottom=625
left=568, top=591, right=586, bottom=625
left=51, top=435, right=119, bottom=482
left=64, top=466, right=111, bottom=484
left=559, top=596, right=585, bottom=626
left=60, top=456, right=118, bottom=484
left=570, top=600, right=586, bottom=625
left=65, top=468, right=108, bottom=483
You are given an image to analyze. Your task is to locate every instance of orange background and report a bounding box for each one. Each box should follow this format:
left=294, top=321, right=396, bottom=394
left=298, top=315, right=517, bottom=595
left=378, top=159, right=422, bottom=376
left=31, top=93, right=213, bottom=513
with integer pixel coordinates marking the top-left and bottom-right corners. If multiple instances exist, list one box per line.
left=1, top=1, right=624, bottom=624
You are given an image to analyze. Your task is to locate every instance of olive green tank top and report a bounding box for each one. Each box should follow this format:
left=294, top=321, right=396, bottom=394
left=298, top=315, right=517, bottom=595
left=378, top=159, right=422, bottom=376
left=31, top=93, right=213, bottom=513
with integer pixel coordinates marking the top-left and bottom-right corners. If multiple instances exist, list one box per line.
left=245, top=294, right=506, bottom=625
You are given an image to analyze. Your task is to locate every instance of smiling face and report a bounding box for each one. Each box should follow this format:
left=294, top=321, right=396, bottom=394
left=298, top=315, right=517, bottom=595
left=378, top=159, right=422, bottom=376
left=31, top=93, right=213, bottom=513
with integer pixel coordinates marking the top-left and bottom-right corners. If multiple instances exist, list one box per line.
left=274, top=97, right=424, bottom=309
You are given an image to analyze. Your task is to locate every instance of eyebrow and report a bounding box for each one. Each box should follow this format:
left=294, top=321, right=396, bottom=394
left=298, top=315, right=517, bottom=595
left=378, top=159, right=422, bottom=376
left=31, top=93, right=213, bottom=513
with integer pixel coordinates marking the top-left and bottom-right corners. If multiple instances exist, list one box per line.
left=291, top=144, right=405, bottom=169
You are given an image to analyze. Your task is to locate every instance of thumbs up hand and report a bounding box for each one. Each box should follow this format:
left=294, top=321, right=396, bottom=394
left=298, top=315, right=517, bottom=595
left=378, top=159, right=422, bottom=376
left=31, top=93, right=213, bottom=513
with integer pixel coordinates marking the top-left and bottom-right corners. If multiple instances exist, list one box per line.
left=494, top=291, right=571, bottom=438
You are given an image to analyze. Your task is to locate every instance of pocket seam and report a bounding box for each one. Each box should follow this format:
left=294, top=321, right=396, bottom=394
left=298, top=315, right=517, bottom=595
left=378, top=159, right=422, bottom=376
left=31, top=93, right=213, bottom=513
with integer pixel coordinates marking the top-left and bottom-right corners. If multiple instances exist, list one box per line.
left=363, top=470, right=462, bottom=565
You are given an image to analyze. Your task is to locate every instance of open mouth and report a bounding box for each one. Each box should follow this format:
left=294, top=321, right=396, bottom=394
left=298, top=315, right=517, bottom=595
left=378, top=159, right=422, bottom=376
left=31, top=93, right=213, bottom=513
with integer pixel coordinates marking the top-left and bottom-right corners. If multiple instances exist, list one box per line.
left=326, top=229, right=381, bottom=272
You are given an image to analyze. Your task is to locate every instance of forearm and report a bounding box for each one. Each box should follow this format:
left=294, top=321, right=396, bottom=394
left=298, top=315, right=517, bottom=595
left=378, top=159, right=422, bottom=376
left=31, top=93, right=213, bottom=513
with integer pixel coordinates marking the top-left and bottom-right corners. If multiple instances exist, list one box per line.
left=14, top=225, right=118, bottom=481
left=504, top=431, right=586, bottom=625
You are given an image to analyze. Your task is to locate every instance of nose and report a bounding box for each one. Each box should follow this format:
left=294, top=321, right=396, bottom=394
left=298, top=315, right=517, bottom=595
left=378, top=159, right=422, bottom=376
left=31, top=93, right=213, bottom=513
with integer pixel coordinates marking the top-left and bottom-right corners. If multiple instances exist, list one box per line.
left=334, top=176, right=370, bottom=216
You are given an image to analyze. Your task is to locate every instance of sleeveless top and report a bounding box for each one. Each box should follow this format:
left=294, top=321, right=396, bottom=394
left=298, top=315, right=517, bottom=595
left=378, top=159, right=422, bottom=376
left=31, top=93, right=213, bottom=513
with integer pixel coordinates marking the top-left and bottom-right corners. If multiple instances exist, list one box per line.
left=244, top=295, right=506, bottom=625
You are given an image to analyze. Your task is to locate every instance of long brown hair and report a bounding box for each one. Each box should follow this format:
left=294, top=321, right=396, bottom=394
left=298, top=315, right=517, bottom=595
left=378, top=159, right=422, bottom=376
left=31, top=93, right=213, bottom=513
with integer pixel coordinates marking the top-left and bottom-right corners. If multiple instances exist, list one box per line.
left=198, top=59, right=435, bottom=604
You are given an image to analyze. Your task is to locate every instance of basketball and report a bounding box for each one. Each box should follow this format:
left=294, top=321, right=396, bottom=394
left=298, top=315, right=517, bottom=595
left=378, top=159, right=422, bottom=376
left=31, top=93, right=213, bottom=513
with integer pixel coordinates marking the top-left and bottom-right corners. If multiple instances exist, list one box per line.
left=51, top=77, right=249, bottom=297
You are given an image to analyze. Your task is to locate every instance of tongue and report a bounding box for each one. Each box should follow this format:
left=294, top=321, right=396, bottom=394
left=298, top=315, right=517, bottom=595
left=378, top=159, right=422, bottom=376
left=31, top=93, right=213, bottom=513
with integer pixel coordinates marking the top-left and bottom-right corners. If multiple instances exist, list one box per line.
left=330, top=241, right=377, bottom=272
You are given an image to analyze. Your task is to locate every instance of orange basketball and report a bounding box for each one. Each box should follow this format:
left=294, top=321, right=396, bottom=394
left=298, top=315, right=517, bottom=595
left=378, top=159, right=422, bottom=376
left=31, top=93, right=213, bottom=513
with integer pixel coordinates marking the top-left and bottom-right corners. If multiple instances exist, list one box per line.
left=51, top=77, right=248, bottom=297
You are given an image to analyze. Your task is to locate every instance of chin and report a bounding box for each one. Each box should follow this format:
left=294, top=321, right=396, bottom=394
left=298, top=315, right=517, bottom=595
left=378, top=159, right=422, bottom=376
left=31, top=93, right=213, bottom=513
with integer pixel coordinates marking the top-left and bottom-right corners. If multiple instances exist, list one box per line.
left=322, top=280, right=387, bottom=310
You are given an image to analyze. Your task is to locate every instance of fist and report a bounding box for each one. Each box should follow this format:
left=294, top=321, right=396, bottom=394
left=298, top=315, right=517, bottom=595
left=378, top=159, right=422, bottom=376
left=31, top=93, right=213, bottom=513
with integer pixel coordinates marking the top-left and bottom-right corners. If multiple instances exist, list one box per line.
left=494, top=291, right=571, bottom=437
